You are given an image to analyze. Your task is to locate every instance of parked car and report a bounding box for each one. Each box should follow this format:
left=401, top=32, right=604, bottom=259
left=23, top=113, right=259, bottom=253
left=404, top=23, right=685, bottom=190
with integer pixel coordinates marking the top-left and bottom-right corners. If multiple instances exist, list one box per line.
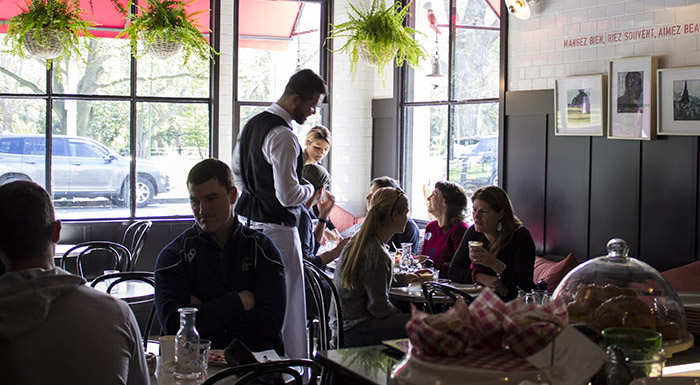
left=457, top=136, right=498, bottom=188
left=0, top=134, right=169, bottom=207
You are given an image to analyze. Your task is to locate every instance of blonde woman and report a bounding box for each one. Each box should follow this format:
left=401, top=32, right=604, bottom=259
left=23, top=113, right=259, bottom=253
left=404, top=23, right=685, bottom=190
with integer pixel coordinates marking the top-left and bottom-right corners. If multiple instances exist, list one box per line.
left=330, top=187, right=411, bottom=347
left=302, top=125, right=331, bottom=164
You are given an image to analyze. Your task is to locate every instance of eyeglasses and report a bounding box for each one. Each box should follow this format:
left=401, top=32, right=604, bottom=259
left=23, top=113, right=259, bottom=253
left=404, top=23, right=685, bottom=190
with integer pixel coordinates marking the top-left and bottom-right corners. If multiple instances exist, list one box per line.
left=390, top=187, right=405, bottom=213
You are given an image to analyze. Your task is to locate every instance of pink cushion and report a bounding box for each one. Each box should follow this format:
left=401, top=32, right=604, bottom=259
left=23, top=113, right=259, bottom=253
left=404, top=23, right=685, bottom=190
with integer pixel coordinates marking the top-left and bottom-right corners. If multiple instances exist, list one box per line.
left=328, top=206, right=363, bottom=233
left=662, top=261, right=700, bottom=292
left=533, top=253, right=579, bottom=293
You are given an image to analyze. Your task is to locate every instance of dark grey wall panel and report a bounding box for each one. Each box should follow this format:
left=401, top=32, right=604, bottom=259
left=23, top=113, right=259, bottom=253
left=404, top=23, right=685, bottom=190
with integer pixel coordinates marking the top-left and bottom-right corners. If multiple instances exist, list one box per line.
left=499, top=88, right=700, bottom=272
left=545, top=116, right=590, bottom=260
left=588, top=137, right=641, bottom=259
left=639, top=136, right=697, bottom=270
left=372, top=98, right=399, bottom=180
left=504, top=114, right=547, bottom=255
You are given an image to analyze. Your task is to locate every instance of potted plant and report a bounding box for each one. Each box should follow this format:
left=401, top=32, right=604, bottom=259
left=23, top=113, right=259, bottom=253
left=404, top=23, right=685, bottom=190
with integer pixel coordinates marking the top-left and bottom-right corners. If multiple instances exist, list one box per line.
left=328, top=0, right=428, bottom=78
left=111, top=0, right=217, bottom=65
left=2, top=0, right=95, bottom=69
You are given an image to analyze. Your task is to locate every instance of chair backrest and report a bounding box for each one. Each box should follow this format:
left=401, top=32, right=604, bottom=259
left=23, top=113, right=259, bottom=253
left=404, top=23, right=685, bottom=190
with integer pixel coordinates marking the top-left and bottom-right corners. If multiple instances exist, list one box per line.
left=91, top=271, right=157, bottom=350
left=60, top=241, right=131, bottom=280
left=201, top=359, right=321, bottom=385
left=303, top=260, right=343, bottom=351
left=421, top=281, right=475, bottom=313
left=122, top=220, right=152, bottom=270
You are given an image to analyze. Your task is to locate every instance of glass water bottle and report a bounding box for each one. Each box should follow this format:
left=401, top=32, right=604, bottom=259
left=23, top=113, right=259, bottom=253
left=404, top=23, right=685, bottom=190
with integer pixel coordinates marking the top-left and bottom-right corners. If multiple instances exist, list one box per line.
left=174, top=307, right=201, bottom=379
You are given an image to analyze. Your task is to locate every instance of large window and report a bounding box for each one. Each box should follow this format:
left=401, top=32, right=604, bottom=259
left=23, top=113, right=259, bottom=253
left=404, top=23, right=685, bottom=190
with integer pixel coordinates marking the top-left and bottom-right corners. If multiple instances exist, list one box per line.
left=402, top=0, right=500, bottom=220
left=234, top=0, right=330, bottom=156
left=0, top=0, right=215, bottom=220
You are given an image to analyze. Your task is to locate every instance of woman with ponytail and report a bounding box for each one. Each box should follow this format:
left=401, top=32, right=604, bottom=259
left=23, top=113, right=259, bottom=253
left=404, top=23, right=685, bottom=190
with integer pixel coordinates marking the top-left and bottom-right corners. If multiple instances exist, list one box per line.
left=448, top=185, right=536, bottom=300
left=330, top=187, right=411, bottom=347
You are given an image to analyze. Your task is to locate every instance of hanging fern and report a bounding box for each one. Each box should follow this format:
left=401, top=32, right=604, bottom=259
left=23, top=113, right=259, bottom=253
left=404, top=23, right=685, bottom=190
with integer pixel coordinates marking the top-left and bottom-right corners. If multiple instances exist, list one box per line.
left=328, top=0, right=428, bottom=78
left=111, top=0, right=218, bottom=65
left=2, top=0, right=95, bottom=70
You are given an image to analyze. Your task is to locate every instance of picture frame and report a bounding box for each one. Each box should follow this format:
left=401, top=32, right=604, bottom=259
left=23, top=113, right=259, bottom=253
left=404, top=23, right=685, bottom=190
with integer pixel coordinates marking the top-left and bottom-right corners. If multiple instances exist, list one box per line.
left=657, top=66, right=700, bottom=135
left=554, top=74, right=607, bottom=136
left=608, top=56, right=658, bottom=140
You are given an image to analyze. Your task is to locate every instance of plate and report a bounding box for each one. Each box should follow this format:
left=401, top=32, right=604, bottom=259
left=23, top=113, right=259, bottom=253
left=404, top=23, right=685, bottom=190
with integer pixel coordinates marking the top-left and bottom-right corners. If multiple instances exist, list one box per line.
left=208, top=349, right=227, bottom=366
left=448, top=283, right=484, bottom=294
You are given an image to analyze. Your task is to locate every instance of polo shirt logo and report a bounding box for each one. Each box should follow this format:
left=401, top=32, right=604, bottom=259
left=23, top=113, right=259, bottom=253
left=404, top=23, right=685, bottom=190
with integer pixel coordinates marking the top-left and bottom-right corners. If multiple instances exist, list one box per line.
left=184, top=248, right=196, bottom=263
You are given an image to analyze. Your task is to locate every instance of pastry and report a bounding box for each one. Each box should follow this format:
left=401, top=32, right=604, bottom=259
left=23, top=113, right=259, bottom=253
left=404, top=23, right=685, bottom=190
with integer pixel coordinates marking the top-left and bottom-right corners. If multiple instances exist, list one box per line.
left=589, top=295, right=656, bottom=332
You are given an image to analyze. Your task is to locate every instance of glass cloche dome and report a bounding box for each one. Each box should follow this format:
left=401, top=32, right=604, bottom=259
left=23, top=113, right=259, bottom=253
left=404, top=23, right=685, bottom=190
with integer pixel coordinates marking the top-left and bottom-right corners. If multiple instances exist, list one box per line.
left=553, top=238, right=693, bottom=354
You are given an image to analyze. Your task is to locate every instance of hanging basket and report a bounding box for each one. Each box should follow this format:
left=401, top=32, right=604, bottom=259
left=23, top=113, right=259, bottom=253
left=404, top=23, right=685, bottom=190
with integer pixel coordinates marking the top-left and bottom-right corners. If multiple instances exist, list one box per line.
left=24, top=29, right=64, bottom=60
left=357, top=42, right=378, bottom=67
left=149, top=35, right=182, bottom=60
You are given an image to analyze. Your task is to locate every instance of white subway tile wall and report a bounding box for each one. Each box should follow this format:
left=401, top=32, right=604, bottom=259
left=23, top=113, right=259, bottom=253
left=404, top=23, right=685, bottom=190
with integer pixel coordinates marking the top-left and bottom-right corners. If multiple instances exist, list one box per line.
left=508, top=0, right=700, bottom=90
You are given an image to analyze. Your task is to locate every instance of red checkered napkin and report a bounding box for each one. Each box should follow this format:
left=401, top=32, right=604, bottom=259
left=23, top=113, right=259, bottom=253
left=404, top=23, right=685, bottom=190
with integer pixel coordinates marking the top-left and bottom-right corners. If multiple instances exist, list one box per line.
left=501, top=296, right=569, bottom=357
left=405, top=298, right=474, bottom=357
left=468, top=288, right=510, bottom=350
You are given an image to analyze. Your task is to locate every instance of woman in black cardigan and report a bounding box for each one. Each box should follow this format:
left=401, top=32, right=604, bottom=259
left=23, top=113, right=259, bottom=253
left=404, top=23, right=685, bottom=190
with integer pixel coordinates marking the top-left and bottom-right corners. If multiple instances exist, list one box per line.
left=449, top=186, right=535, bottom=300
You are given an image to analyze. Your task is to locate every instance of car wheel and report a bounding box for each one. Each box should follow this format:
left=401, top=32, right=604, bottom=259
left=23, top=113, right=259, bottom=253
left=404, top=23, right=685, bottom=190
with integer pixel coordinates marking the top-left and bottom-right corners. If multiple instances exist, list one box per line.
left=0, top=173, right=31, bottom=185
left=490, top=172, right=499, bottom=186
left=121, top=176, right=155, bottom=208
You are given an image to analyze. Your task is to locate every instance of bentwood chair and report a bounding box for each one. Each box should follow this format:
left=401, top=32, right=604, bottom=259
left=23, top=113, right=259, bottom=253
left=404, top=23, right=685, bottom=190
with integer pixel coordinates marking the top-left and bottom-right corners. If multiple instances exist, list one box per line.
left=201, top=359, right=321, bottom=385
left=304, top=260, right=344, bottom=353
left=421, top=281, right=475, bottom=313
left=91, top=271, right=157, bottom=350
left=60, top=241, right=131, bottom=280
left=122, top=220, right=152, bottom=270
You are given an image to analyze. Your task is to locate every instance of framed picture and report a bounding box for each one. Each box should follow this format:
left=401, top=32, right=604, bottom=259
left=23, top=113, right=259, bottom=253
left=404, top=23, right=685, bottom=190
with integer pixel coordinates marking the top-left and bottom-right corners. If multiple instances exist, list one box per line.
left=657, top=66, right=700, bottom=135
left=554, top=75, right=606, bottom=136
left=608, top=56, right=658, bottom=140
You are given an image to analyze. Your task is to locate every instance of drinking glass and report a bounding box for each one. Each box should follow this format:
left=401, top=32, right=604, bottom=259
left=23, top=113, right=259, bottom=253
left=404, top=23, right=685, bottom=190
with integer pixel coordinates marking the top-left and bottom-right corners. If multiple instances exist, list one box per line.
left=400, top=243, right=413, bottom=272
left=103, top=269, right=120, bottom=295
left=602, top=327, right=665, bottom=385
left=197, top=339, right=212, bottom=371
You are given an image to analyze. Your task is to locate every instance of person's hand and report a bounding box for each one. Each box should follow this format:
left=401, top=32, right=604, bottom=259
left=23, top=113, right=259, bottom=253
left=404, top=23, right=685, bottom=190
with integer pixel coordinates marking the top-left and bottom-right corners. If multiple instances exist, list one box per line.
left=476, top=273, right=508, bottom=296
left=333, top=237, right=350, bottom=251
left=469, top=245, right=499, bottom=270
left=238, top=290, right=255, bottom=310
left=317, top=189, right=335, bottom=218
left=190, top=295, right=203, bottom=305
left=319, top=237, right=350, bottom=266
left=323, top=228, right=341, bottom=242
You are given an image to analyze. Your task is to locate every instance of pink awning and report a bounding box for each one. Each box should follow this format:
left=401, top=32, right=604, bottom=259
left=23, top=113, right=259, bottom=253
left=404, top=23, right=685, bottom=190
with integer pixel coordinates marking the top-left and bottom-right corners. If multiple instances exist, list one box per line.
left=0, top=0, right=211, bottom=37
left=239, top=0, right=302, bottom=51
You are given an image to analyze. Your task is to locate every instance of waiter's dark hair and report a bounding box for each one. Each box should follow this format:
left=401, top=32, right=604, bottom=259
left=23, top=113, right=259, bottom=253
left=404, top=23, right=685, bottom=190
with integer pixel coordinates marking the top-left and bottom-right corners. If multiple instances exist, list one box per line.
left=283, top=69, right=327, bottom=102
left=371, top=176, right=400, bottom=189
left=187, top=158, right=235, bottom=192
left=0, top=180, right=56, bottom=261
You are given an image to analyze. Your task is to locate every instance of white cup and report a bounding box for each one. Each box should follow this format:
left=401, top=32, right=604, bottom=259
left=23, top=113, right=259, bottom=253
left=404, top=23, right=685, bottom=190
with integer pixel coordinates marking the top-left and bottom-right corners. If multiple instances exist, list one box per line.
left=159, top=335, right=176, bottom=365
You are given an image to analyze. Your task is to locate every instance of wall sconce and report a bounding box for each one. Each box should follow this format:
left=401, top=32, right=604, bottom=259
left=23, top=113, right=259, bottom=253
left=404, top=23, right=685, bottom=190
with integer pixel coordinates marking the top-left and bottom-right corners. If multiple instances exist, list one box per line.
left=504, top=0, right=536, bottom=20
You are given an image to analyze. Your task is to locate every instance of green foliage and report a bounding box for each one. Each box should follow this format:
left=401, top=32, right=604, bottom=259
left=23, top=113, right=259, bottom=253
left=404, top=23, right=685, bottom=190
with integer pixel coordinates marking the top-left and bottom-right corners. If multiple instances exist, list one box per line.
left=112, top=0, right=217, bottom=66
left=328, top=0, right=428, bottom=78
left=2, top=0, right=95, bottom=70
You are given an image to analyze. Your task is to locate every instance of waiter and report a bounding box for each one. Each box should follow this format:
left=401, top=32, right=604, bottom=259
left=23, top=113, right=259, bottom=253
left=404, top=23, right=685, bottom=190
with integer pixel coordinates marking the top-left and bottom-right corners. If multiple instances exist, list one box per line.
left=233, top=69, right=327, bottom=359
